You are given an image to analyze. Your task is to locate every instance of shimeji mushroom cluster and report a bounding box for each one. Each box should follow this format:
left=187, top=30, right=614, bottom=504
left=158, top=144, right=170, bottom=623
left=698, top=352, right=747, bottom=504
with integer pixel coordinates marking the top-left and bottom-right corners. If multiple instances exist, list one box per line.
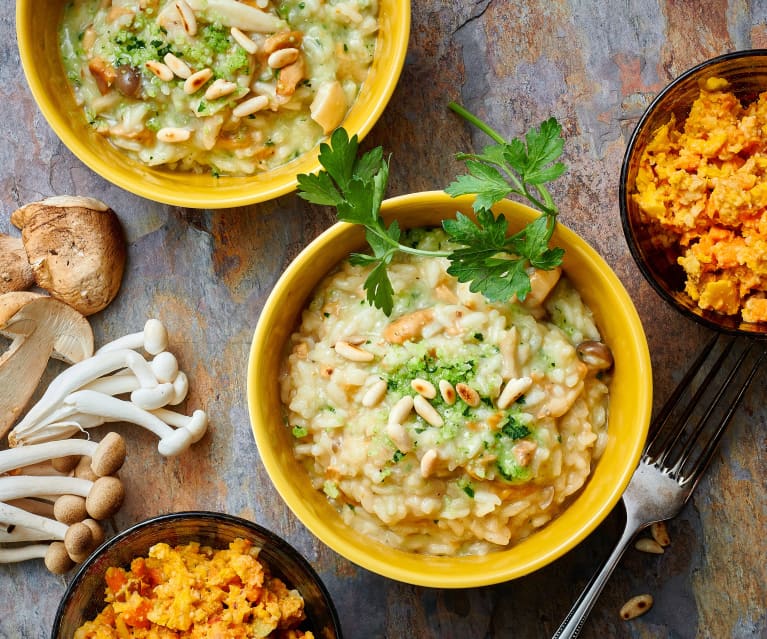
left=0, top=319, right=208, bottom=573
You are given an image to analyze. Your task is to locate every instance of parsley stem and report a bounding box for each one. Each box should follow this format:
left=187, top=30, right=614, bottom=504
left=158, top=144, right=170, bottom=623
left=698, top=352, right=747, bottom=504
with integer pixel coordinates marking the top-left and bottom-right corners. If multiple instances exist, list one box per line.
left=448, top=102, right=505, bottom=145
left=368, top=227, right=450, bottom=258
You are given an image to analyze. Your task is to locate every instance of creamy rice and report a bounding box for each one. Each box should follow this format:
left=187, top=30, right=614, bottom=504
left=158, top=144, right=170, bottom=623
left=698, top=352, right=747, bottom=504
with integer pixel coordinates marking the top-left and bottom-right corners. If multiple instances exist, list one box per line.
left=59, top=0, right=377, bottom=175
left=280, top=229, right=611, bottom=555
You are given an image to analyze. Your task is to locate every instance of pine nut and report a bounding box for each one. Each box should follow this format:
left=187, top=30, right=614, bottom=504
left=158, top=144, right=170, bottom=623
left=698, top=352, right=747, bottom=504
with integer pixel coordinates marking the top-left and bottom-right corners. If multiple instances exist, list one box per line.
left=362, top=379, right=387, bottom=407
left=650, top=521, right=671, bottom=547
left=420, top=448, right=439, bottom=478
left=439, top=380, right=456, bottom=405
left=334, top=340, right=374, bottom=362
left=268, top=47, right=300, bottom=69
left=411, top=378, right=436, bottom=399
left=634, top=537, right=664, bottom=554
left=619, top=594, right=653, bottom=620
left=388, top=396, right=413, bottom=425
left=386, top=421, right=411, bottom=452
left=455, top=383, right=480, bottom=407
left=231, top=27, right=258, bottom=54
left=156, top=127, right=191, bottom=143
left=175, top=0, right=197, bottom=36
left=497, top=376, right=533, bottom=409
left=232, top=95, right=270, bottom=118
left=205, top=78, right=238, bottom=100
left=164, top=52, right=192, bottom=79
left=413, top=395, right=443, bottom=427
left=145, top=60, right=174, bottom=82
left=184, top=68, right=213, bottom=94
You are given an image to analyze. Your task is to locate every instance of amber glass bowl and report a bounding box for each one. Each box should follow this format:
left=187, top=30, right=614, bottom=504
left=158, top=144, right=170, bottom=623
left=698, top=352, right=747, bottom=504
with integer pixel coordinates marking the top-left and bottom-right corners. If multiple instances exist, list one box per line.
left=620, top=49, right=767, bottom=336
left=51, top=511, right=342, bottom=638
left=16, top=1, right=410, bottom=208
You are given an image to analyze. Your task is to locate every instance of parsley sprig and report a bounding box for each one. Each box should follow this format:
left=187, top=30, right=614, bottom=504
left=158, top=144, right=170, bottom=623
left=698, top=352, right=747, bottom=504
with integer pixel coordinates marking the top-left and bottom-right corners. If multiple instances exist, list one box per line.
left=296, top=104, right=567, bottom=315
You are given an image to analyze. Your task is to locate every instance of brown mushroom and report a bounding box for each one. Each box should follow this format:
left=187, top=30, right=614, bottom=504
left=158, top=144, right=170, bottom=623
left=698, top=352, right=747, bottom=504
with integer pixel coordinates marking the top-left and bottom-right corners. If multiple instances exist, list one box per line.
left=12, top=196, right=127, bottom=316
left=0, top=234, right=34, bottom=294
left=0, top=293, right=94, bottom=438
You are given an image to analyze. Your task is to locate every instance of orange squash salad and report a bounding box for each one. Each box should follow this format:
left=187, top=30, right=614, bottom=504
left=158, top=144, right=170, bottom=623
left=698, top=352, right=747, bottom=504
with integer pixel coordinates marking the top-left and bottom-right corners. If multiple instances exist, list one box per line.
left=73, top=538, right=314, bottom=638
left=634, top=76, right=767, bottom=322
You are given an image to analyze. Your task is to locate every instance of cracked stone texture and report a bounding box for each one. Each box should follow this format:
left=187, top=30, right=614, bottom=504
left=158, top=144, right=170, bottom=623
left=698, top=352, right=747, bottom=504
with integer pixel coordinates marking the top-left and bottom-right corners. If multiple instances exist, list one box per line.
left=1, top=1, right=766, bottom=638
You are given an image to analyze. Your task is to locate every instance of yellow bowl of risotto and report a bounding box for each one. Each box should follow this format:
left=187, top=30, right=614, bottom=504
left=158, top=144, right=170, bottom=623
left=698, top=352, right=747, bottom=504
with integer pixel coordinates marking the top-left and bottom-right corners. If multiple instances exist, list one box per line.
left=16, top=0, right=409, bottom=208
left=247, top=191, right=652, bottom=587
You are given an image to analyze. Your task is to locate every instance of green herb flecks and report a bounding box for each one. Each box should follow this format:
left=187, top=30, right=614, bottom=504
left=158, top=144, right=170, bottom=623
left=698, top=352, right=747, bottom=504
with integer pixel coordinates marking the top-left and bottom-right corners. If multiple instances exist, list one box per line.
left=296, top=105, right=567, bottom=315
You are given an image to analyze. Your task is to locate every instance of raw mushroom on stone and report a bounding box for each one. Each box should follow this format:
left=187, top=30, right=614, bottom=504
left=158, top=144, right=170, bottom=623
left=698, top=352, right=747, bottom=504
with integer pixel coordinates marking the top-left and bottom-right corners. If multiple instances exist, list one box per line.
left=0, top=234, right=34, bottom=294
left=0, top=292, right=94, bottom=439
left=11, top=195, right=127, bottom=316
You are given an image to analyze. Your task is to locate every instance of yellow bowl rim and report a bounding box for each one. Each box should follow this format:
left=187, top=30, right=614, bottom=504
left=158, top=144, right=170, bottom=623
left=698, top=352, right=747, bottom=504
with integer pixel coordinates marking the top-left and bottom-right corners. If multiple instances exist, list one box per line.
left=248, top=191, right=652, bottom=587
left=15, top=0, right=411, bottom=208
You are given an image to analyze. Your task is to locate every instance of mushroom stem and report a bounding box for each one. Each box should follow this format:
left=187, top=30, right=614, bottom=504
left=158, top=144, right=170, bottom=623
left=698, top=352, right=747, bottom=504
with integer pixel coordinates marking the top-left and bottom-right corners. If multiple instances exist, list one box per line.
left=0, top=543, right=75, bottom=574
left=0, top=524, right=56, bottom=543
left=96, top=318, right=168, bottom=355
left=0, top=433, right=125, bottom=477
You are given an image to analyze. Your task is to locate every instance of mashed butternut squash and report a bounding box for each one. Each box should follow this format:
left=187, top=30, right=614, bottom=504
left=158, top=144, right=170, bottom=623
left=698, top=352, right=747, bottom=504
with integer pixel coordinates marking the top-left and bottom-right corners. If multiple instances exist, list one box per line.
left=634, top=76, right=767, bottom=322
left=73, top=538, right=314, bottom=639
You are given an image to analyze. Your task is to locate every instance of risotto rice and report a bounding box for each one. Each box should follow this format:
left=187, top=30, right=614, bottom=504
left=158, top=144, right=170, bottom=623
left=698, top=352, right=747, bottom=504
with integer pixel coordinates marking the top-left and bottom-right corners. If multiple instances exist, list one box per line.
left=280, top=229, right=611, bottom=556
left=59, top=0, right=378, bottom=175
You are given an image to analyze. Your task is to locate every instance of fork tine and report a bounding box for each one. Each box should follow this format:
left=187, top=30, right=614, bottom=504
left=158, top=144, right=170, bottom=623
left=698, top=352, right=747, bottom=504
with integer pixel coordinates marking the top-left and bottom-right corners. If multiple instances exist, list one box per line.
left=676, top=342, right=765, bottom=488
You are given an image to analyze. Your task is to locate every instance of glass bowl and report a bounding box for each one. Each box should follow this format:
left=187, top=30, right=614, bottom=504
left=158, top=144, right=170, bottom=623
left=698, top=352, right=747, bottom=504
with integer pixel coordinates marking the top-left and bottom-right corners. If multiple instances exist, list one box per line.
left=51, top=511, right=342, bottom=638
left=620, top=49, right=767, bottom=336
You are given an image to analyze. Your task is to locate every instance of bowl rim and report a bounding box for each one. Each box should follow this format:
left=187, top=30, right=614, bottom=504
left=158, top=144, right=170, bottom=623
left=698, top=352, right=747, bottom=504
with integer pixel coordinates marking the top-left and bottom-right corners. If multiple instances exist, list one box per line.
left=619, top=48, right=767, bottom=337
left=248, top=190, right=652, bottom=587
left=50, top=510, right=342, bottom=637
left=15, top=0, right=411, bottom=208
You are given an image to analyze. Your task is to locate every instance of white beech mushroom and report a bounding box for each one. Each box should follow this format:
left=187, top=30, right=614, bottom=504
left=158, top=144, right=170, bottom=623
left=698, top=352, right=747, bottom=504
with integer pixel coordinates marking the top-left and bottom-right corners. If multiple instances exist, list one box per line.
left=185, top=0, right=287, bottom=31
left=0, top=292, right=94, bottom=439
left=0, top=432, right=126, bottom=478
left=11, top=196, right=127, bottom=316
left=0, top=234, right=34, bottom=294
left=0, top=474, right=125, bottom=520
left=95, top=318, right=168, bottom=356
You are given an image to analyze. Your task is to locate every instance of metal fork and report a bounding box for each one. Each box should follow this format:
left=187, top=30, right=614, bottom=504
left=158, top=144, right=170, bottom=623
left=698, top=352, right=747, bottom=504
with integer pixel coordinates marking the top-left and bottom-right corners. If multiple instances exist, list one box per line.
left=553, top=332, right=766, bottom=639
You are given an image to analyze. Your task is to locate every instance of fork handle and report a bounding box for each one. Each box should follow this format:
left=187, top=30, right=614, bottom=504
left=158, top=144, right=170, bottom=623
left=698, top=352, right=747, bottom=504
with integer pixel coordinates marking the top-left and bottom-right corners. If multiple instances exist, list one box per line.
left=551, top=519, right=640, bottom=639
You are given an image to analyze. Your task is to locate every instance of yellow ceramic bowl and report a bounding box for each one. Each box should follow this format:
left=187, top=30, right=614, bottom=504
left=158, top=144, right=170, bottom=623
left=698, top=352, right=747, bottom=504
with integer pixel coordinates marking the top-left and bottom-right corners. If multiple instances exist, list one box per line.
left=248, top=192, right=652, bottom=587
left=16, top=1, right=410, bottom=209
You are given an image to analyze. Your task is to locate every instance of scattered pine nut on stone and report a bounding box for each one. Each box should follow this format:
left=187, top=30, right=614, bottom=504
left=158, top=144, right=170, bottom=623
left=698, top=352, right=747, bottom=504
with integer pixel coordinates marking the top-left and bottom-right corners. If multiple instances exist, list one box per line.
left=634, top=537, right=664, bottom=554
left=620, top=594, right=653, bottom=620
left=650, top=521, right=671, bottom=547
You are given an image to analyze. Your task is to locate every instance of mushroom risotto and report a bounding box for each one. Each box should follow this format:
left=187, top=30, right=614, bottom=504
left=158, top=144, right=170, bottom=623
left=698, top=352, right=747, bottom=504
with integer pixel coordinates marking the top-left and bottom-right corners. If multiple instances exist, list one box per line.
left=59, top=0, right=378, bottom=175
left=280, top=229, right=612, bottom=555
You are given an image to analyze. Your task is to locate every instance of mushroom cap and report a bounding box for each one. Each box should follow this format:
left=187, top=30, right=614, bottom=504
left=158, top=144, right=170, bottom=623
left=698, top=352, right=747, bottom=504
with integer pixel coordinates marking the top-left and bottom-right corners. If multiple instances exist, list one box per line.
left=53, top=494, right=88, bottom=525
left=63, top=521, right=94, bottom=558
left=85, top=476, right=125, bottom=520
left=12, top=196, right=127, bottom=316
left=0, top=234, right=34, bottom=294
left=0, top=293, right=94, bottom=364
left=44, top=541, right=75, bottom=574
left=81, top=518, right=105, bottom=548
left=90, top=432, right=127, bottom=477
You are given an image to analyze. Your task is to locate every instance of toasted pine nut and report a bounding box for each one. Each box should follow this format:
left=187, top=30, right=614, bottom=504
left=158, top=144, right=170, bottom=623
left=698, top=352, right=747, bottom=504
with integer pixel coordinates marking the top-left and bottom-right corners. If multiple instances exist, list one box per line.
left=455, top=383, right=480, bottom=408
left=500, top=326, right=520, bottom=379
left=233, top=95, right=270, bottom=118
left=411, top=378, right=436, bottom=399
left=156, top=127, right=191, bottom=143
left=413, top=395, right=443, bottom=427
left=175, top=0, right=197, bottom=36
left=344, top=335, right=367, bottom=345
left=634, top=537, right=664, bottom=554
left=619, top=594, right=653, bottom=620
left=650, top=521, right=671, bottom=547
left=184, top=68, right=213, bottom=94
left=439, top=380, right=456, bottom=405
left=362, top=379, right=387, bottom=407
left=145, top=60, right=174, bottom=81
left=163, top=52, right=192, bottom=79
left=231, top=27, right=258, bottom=54
left=513, top=440, right=538, bottom=467
left=386, top=421, right=411, bottom=452
left=268, top=47, right=300, bottom=69
left=205, top=78, right=238, bottom=100
left=420, top=448, right=439, bottom=478
left=334, top=340, right=374, bottom=362
left=497, top=376, right=533, bottom=409
left=388, top=396, right=413, bottom=425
